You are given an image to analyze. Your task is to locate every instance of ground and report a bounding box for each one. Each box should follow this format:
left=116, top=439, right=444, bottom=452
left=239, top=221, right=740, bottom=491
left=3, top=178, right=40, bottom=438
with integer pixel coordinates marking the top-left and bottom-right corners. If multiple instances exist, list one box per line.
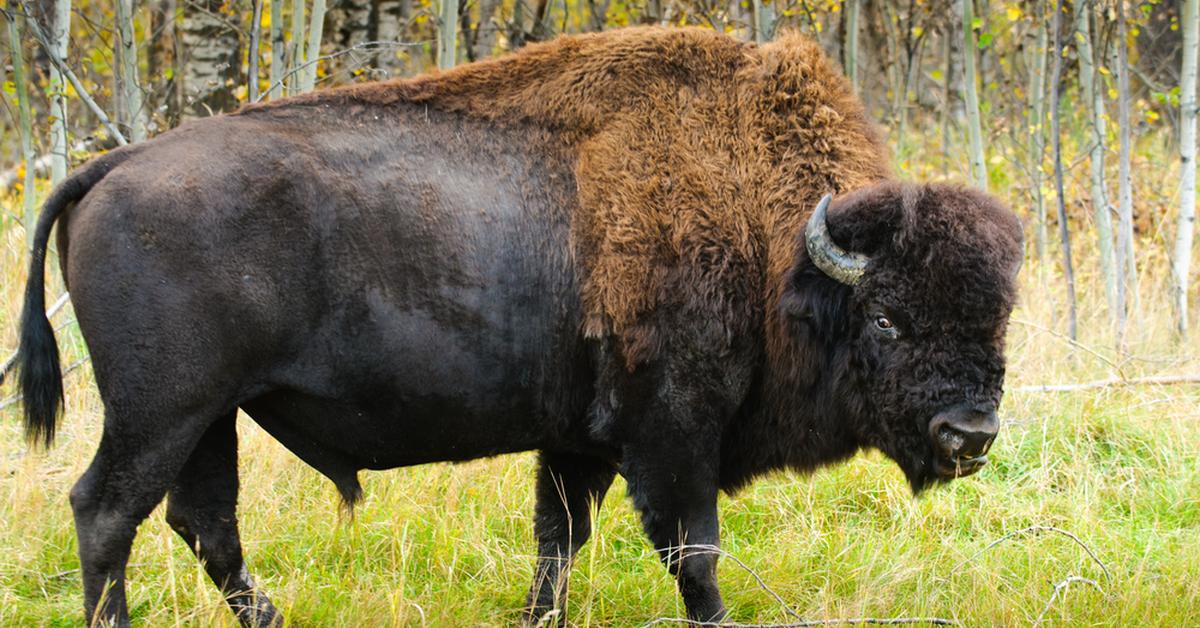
left=1, top=210, right=1198, bottom=627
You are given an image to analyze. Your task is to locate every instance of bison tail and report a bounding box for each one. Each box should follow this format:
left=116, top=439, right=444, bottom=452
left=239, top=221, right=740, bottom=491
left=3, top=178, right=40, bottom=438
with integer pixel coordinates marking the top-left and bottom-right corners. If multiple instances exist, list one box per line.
left=8, top=149, right=136, bottom=448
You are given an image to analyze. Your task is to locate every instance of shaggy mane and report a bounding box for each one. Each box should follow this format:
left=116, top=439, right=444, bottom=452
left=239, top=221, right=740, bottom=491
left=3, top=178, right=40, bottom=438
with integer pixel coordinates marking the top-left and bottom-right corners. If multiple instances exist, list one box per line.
left=241, top=27, right=891, bottom=367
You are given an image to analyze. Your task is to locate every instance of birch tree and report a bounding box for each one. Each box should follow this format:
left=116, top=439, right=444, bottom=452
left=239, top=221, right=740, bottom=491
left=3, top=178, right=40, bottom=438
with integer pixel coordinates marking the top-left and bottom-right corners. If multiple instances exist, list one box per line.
left=45, top=0, right=71, bottom=184
left=269, top=0, right=285, bottom=98
left=750, top=0, right=774, bottom=43
left=181, top=0, right=241, bottom=116
left=299, top=0, right=327, bottom=91
left=375, top=0, right=411, bottom=76
left=1114, top=0, right=1138, bottom=329
left=844, top=0, right=860, bottom=90
left=1075, top=0, right=1117, bottom=320
left=248, top=0, right=265, bottom=101
left=1026, top=1, right=1048, bottom=268
left=438, top=0, right=458, bottom=70
left=960, top=0, right=987, bottom=190
left=471, top=0, right=504, bottom=60
left=6, top=12, right=37, bottom=250
left=1050, top=0, right=1077, bottom=340
left=115, top=0, right=147, bottom=141
left=1174, top=0, right=1199, bottom=337
left=289, top=0, right=306, bottom=93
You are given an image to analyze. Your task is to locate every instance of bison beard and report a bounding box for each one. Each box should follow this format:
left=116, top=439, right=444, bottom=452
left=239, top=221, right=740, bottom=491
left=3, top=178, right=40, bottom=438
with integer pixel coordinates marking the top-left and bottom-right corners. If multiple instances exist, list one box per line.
left=11, top=27, right=1021, bottom=627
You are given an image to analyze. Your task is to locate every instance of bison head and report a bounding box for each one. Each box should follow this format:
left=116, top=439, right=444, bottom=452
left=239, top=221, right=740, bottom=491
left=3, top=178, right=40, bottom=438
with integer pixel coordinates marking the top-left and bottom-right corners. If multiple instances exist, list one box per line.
left=783, top=182, right=1022, bottom=494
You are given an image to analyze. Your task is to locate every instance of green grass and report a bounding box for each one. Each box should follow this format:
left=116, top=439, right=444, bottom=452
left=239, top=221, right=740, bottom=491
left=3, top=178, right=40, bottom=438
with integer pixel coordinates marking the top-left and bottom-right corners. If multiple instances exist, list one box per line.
left=2, top=197, right=1199, bottom=626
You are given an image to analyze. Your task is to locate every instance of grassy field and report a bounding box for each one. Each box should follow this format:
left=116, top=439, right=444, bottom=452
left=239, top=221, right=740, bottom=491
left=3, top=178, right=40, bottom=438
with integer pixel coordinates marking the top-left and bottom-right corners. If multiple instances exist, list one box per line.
left=1, top=191, right=1199, bottom=627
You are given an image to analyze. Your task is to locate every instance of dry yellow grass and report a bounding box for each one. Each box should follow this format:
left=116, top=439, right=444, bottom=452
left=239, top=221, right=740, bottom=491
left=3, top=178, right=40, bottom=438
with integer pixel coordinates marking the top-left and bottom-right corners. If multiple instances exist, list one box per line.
left=1, top=168, right=1198, bottom=625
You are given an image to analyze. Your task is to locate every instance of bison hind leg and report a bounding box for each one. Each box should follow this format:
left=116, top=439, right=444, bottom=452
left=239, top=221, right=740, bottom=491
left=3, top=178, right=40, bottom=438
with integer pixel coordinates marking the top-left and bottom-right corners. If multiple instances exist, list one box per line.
left=165, top=411, right=281, bottom=628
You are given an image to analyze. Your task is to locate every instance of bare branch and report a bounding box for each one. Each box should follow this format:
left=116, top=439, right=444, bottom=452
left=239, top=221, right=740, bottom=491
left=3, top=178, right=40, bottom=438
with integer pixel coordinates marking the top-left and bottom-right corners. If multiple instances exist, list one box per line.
left=10, top=2, right=128, bottom=146
left=255, top=40, right=433, bottom=103
left=0, top=356, right=89, bottom=410
left=642, top=545, right=959, bottom=627
left=952, top=525, right=1110, bottom=581
left=1012, top=374, right=1200, bottom=393
left=1032, top=576, right=1103, bottom=627
left=0, top=293, right=71, bottom=385
left=642, top=616, right=960, bottom=627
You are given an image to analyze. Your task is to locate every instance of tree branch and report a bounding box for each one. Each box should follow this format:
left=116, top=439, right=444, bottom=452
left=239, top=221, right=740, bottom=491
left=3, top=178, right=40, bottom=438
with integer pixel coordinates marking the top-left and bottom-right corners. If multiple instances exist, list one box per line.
left=9, top=2, right=128, bottom=146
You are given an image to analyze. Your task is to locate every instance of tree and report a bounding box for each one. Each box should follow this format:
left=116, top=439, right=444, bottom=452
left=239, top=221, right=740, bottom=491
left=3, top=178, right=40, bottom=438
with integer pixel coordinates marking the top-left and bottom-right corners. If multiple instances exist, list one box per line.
left=438, top=0, right=458, bottom=69
left=1114, top=0, right=1138, bottom=334
left=269, top=0, right=285, bottom=99
left=289, top=0, right=306, bottom=94
left=960, top=0, right=987, bottom=190
left=300, top=0, right=328, bottom=90
left=115, top=0, right=147, bottom=141
left=181, top=0, right=242, bottom=116
left=6, top=11, right=37, bottom=250
left=1027, top=0, right=1049, bottom=269
left=844, top=0, right=860, bottom=90
left=1050, top=0, right=1077, bottom=340
left=1175, top=0, right=1199, bottom=337
left=374, top=0, right=411, bottom=76
left=1075, top=0, right=1116, bottom=321
left=44, top=0, right=71, bottom=184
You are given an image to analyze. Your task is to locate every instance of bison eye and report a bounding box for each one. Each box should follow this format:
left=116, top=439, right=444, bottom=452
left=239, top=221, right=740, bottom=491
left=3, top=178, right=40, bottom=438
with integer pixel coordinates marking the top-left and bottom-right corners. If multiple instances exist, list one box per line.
left=873, top=315, right=899, bottom=337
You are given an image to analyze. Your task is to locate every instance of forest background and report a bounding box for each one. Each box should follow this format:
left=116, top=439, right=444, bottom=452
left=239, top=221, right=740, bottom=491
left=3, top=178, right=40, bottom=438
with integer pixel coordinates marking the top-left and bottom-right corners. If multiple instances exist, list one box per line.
left=1, top=0, right=1199, bottom=625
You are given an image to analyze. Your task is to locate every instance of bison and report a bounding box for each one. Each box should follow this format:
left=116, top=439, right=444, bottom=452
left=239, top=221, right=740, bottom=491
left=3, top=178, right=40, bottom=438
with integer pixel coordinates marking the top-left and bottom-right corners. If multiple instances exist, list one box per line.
left=9, top=27, right=1022, bottom=626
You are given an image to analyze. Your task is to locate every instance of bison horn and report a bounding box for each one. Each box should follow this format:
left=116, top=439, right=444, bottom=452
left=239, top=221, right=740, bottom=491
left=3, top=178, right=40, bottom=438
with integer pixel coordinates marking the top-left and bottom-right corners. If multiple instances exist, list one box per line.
left=804, top=193, right=869, bottom=286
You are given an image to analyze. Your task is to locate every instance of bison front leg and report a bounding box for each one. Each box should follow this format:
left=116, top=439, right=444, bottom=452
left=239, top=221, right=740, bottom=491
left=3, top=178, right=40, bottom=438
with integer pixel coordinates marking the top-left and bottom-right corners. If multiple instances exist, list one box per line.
left=524, top=452, right=617, bottom=626
left=624, top=440, right=727, bottom=623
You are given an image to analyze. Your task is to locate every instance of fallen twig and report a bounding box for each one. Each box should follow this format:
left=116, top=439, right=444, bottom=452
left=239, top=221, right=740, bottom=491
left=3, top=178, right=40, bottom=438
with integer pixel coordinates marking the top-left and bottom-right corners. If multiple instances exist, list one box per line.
left=1032, top=575, right=1103, bottom=627
left=952, top=525, right=1110, bottom=582
left=0, top=292, right=71, bottom=385
left=1012, top=374, right=1200, bottom=393
left=641, top=544, right=959, bottom=627
left=0, top=356, right=89, bottom=410
left=642, top=617, right=959, bottom=627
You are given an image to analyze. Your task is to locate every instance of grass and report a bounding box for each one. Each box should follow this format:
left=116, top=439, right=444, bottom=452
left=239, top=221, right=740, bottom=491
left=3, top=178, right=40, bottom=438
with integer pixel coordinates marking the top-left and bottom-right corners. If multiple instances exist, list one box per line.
left=1, top=178, right=1199, bottom=626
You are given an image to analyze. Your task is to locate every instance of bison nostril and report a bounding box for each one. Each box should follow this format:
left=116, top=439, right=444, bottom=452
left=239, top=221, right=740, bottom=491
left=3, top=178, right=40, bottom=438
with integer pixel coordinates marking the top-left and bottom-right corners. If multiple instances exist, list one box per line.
left=935, top=424, right=966, bottom=455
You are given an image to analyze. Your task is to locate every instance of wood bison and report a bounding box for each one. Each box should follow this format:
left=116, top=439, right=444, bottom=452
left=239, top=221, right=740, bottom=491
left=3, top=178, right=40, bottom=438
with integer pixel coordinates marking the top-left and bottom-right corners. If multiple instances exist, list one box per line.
left=9, top=26, right=1022, bottom=626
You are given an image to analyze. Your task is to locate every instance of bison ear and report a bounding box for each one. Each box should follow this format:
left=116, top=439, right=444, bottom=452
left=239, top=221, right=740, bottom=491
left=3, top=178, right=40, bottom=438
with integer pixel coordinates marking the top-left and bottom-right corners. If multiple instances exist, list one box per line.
left=780, top=264, right=854, bottom=340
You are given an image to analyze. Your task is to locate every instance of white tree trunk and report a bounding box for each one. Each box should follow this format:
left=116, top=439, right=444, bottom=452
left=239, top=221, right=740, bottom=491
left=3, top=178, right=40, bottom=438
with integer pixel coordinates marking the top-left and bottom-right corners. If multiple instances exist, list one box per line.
left=269, top=0, right=285, bottom=98
left=1027, top=2, right=1048, bottom=268
left=289, top=0, right=306, bottom=94
left=438, top=0, right=458, bottom=69
left=299, top=0, right=327, bottom=91
left=47, top=0, right=72, bottom=184
left=374, top=0, right=409, bottom=76
left=960, top=0, right=987, bottom=190
left=1075, top=0, right=1117, bottom=320
left=1175, top=0, right=1199, bottom=337
left=1114, top=0, right=1138, bottom=331
left=115, top=0, right=147, bottom=141
left=6, top=14, right=37, bottom=250
left=472, top=0, right=503, bottom=60
left=248, top=0, right=265, bottom=101
left=1050, top=0, right=1078, bottom=340
left=181, top=0, right=242, bottom=115
left=750, top=0, right=774, bottom=43
left=845, top=0, right=859, bottom=90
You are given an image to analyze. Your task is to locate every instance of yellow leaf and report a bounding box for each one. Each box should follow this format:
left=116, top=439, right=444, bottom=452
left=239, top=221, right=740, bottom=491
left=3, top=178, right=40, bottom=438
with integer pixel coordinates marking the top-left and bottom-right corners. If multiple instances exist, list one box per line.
left=1007, top=6, right=1021, bottom=21
left=1098, top=66, right=1110, bottom=76
left=1108, top=88, right=1118, bottom=100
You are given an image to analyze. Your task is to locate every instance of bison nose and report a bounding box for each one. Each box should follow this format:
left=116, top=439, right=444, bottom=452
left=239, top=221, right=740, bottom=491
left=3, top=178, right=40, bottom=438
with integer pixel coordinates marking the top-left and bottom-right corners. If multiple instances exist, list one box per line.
left=928, top=404, right=999, bottom=460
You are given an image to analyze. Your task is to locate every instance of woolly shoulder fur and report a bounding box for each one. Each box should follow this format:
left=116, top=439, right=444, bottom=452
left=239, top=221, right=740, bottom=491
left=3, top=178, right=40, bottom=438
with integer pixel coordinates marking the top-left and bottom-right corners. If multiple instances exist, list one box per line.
left=242, top=27, right=891, bottom=365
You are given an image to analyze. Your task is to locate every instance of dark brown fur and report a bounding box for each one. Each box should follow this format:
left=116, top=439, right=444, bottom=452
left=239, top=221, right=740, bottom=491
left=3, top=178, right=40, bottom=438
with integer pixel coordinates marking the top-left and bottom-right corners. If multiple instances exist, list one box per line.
left=13, top=27, right=1021, bottom=626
